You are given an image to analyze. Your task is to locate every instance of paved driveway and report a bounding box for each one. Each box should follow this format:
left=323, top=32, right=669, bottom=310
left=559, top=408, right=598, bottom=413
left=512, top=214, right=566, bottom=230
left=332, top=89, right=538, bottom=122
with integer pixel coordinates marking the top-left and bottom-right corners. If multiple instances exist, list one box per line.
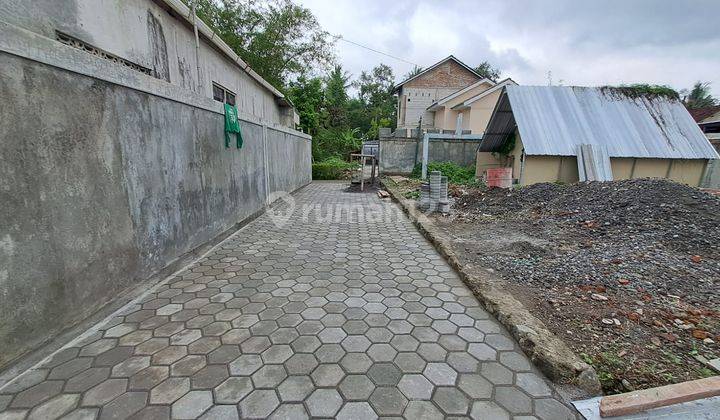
left=0, top=182, right=576, bottom=419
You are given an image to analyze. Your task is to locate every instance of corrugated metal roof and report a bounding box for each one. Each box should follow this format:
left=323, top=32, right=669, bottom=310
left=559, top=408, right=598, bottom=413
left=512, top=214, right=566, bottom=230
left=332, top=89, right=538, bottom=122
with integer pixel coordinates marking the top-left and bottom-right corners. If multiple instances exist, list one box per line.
left=480, top=85, right=719, bottom=159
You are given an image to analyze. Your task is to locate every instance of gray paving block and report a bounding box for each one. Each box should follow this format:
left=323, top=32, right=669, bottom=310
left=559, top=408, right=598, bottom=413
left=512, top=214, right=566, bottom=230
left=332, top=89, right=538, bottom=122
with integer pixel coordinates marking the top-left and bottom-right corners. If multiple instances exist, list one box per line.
left=310, top=364, right=345, bottom=387
left=397, top=374, right=434, bottom=400
left=10, top=381, right=63, bottom=409
left=150, top=377, right=190, bottom=404
left=403, top=400, right=443, bottom=419
left=172, top=390, right=213, bottom=419
left=369, top=387, right=407, bottom=416
left=27, top=394, right=79, bottom=420
left=268, top=403, right=308, bottom=420
left=339, top=375, right=375, bottom=400
left=367, top=363, right=401, bottom=386
left=306, top=389, right=343, bottom=418
left=213, top=377, right=252, bottom=404
left=433, top=386, right=470, bottom=415
left=0, top=183, right=576, bottom=420
left=337, top=402, right=378, bottom=420
left=239, top=390, right=280, bottom=419
left=277, top=376, right=313, bottom=402
left=99, top=392, right=147, bottom=420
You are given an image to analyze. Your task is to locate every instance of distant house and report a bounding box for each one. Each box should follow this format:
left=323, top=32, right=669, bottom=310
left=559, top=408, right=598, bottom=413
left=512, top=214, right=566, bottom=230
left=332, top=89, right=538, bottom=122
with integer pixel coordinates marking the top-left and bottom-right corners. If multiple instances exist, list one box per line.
left=689, top=106, right=720, bottom=152
left=427, top=78, right=517, bottom=135
left=394, top=56, right=482, bottom=132
left=478, top=86, right=719, bottom=186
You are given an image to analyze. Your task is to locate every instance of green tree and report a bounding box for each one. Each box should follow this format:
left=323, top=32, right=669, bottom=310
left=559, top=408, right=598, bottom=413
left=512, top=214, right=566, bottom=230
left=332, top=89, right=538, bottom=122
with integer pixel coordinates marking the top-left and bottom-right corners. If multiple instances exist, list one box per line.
left=188, top=0, right=335, bottom=89
left=473, top=61, right=501, bottom=82
left=403, top=65, right=423, bottom=80
left=324, top=65, right=350, bottom=128
left=684, top=81, right=717, bottom=109
left=355, top=63, right=397, bottom=138
left=286, top=76, right=324, bottom=135
left=346, top=98, right=372, bottom=136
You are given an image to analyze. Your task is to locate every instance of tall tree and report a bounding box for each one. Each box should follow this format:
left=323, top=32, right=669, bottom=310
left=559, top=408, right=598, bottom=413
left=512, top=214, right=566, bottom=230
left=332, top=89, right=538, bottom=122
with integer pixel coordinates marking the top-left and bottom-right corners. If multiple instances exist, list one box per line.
left=286, top=76, right=324, bottom=135
left=188, top=0, right=335, bottom=89
left=324, top=65, right=350, bottom=128
left=355, top=64, right=397, bottom=139
left=684, top=81, right=717, bottom=109
left=473, top=61, right=501, bottom=82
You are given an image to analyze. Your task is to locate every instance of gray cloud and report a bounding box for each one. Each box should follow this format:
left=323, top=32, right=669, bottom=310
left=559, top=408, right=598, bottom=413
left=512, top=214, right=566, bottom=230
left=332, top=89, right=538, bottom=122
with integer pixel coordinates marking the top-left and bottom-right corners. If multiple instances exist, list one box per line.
left=301, top=0, right=720, bottom=96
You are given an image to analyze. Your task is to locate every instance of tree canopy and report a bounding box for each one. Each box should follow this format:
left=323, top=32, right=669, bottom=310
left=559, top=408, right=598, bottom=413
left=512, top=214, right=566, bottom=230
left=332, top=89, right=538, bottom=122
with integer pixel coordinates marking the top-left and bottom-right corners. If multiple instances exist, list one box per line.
left=402, top=65, right=423, bottom=80
left=473, top=61, right=501, bottom=82
left=187, top=1, right=398, bottom=162
left=286, top=63, right=397, bottom=161
left=188, top=0, right=335, bottom=89
left=684, top=81, right=717, bottom=109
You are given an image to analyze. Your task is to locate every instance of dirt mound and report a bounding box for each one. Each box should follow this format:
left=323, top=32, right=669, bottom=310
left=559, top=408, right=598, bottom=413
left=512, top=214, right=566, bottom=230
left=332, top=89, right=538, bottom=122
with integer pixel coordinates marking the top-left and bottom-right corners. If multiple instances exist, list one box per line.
left=455, top=179, right=720, bottom=258
left=436, top=179, right=720, bottom=393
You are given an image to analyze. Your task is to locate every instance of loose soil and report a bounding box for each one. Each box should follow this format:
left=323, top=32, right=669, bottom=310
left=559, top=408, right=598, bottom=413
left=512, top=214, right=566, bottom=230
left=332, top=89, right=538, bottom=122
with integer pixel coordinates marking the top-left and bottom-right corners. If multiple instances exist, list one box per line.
left=402, top=178, right=720, bottom=394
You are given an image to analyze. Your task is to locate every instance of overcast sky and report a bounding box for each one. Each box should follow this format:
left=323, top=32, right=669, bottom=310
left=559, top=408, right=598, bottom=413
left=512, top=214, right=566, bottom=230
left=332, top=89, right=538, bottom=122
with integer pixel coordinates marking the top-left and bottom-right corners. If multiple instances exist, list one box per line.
left=300, top=0, right=720, bottom=97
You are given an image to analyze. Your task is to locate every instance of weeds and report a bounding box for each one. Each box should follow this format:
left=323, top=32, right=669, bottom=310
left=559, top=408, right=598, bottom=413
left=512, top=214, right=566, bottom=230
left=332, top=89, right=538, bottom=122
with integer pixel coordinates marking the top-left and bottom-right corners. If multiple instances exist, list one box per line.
left=410, top=162, right=480, bottom=186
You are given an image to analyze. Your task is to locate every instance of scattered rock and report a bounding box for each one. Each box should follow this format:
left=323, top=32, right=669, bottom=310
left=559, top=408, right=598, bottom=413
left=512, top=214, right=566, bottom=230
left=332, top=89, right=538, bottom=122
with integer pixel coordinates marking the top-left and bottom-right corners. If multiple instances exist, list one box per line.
left=425, top=178, right=720, bottom=395
left=627, top=312, right=641, bottom=321
left=692, top=329, right=710, bottom=340
left=621, top=379, right=633, bottom=391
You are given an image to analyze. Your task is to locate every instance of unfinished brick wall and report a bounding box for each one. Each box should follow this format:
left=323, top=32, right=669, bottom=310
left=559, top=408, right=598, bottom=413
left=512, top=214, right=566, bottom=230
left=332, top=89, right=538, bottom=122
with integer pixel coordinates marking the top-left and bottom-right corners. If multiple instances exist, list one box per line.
left=396, top=59, right=480, bottom=129
left=404, top=60, right=479, bottom=90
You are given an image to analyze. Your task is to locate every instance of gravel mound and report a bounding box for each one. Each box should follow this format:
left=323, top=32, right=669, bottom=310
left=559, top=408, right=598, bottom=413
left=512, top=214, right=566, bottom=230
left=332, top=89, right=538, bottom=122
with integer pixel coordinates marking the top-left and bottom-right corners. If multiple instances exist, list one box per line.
left=452, top=179, right=720, bottom=304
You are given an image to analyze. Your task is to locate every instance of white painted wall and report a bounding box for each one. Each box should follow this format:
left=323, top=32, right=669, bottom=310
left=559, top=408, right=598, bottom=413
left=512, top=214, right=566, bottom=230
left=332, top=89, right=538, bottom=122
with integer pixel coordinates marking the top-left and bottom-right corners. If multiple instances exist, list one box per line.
left=398, top=86, right=458, bottom=129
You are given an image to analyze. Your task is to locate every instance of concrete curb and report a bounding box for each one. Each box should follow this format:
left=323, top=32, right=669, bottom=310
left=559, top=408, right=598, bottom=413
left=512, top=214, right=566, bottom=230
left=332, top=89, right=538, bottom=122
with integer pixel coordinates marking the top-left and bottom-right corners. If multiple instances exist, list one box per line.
left=381, top=180, right=602, bottom=397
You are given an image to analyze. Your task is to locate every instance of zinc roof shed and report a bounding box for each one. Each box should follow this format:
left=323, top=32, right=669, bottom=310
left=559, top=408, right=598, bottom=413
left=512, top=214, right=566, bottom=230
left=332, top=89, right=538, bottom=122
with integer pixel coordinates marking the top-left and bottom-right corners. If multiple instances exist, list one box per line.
left=480, top=85, right=719, bottom=160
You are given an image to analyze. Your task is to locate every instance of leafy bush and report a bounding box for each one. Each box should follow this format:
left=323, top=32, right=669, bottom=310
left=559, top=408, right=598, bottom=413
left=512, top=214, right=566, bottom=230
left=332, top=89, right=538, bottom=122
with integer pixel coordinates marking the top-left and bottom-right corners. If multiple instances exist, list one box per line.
left=312, top=128, right=363, bottom=162
left=312, top=157, right=358, bottom=180
left=410, top=162, right=479, bottom=186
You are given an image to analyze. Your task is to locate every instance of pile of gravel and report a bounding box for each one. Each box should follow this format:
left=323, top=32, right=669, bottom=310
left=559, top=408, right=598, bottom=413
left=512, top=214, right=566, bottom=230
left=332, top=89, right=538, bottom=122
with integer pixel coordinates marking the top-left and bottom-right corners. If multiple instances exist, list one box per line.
left=452, top=179, right=720, bottom=303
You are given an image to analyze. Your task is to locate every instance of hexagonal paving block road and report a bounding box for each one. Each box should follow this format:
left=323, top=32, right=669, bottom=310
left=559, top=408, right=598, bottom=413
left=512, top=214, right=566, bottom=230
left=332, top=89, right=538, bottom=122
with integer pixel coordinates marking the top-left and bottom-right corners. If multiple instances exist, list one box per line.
left=0, top=182, right=578, bottom=419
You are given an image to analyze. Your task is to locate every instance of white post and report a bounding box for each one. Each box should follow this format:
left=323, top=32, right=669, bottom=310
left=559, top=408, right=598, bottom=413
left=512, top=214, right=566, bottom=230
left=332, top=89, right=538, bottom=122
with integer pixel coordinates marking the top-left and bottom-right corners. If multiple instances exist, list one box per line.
left=455, top=112, right=463, bottom=136
left=191, top=1, right=202, bottom=94
left=421, top=133, right=430, bottom=179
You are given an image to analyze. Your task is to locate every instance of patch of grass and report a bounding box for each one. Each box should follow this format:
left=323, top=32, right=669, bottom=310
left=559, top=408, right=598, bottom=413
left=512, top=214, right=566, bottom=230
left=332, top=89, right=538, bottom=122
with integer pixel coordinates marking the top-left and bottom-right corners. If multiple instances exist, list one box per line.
left=661, top=372, right=677, bottom=382
left=598, top=351, right=625, bottom=369
left=662, top=350, right=683, bottom=365
left=696, top=367, right=716, bottom=378
left=403, top=190, right=420, bottom=200
left=580, top=353, right=594, bottom=365
left=312, top=157, right=358, bottom=180
left=410, top=161, right=480, bottom=186
left=597, top=371, right=617, bottom=389
left=600, top=84, right=680, bottom=101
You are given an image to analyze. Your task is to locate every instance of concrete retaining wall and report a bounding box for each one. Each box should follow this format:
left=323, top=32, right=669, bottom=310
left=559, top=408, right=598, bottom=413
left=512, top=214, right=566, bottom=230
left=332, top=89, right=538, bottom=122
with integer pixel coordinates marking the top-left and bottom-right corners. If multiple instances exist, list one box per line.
left=0, top=46, right=310, bottom=368
left=379, top=137, right=481, bottom=174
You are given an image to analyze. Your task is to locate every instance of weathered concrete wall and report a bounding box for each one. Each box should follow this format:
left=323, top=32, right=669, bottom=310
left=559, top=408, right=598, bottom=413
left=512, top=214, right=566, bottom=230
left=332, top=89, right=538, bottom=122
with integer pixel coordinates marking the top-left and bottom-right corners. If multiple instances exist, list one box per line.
left=379, top=137, right=481, bottom=174
left=0, top=0, right=285, bottom=124
left=475, top=152, right=507, bottom=177
left=702, top=160, right=720, bottom=188
left=0, top=47, right=310, bottom=368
